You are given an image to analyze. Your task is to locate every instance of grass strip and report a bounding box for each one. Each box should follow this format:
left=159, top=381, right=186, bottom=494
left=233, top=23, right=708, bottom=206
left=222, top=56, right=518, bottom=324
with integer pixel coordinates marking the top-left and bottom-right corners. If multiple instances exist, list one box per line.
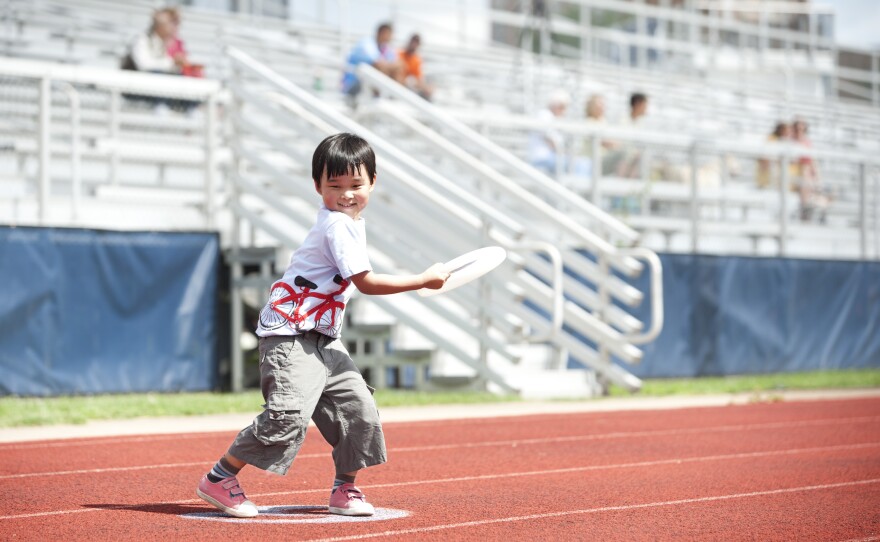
left=0, top=368, right=877, bottom=428
left=0, top=389, right=517, bottom=428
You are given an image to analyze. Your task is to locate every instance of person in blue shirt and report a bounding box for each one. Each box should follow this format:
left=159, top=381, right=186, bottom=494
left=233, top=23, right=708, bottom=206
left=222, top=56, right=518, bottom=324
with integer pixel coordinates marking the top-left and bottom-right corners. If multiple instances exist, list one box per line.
left=342, top=22, right=404, bottom=105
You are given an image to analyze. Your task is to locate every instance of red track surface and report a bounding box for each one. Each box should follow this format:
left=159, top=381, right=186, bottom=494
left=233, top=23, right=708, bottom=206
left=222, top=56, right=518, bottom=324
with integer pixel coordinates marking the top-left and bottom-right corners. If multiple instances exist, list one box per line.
left=3, top=397, right=880, bottom=541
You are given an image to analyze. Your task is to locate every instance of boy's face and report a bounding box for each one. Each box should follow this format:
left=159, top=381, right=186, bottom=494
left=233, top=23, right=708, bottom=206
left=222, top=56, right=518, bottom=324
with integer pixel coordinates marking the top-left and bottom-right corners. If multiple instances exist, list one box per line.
left=315, top=164, right=375, bottom=221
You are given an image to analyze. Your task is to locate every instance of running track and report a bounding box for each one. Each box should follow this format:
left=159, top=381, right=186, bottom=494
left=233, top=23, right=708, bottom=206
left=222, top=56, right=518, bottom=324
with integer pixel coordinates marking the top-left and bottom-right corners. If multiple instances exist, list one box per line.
left=2, top=397, right=879, bottom=541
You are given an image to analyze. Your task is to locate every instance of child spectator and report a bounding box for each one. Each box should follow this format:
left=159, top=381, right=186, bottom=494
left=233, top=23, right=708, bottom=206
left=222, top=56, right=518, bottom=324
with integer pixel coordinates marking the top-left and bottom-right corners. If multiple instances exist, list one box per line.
left=791, top=119, right=830, bottom=222
left=196, top=133, right=449, bottom=518
left=756, top=122, right=790, bottom=189
left=398, top=34, right=433, bottom=100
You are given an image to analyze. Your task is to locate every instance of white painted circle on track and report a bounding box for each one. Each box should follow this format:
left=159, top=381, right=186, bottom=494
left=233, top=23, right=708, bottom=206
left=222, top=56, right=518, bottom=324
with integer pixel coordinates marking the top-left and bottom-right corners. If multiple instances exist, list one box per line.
left=181, top=505, right=410, bottom=524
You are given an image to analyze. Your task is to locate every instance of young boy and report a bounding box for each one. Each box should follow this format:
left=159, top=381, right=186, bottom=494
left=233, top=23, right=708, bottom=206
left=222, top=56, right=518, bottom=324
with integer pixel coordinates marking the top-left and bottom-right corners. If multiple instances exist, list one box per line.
left=197, top=132, right=449, bottom=517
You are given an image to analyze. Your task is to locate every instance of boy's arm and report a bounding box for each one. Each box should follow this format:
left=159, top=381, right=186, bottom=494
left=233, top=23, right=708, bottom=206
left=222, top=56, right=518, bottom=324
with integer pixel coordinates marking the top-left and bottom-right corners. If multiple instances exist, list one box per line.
left=350, top=263, right=449, bottom=296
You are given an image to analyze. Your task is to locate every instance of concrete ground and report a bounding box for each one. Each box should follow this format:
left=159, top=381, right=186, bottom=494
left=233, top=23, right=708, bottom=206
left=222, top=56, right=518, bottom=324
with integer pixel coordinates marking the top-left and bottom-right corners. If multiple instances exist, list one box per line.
left=2, top=388, right=879, bottom=444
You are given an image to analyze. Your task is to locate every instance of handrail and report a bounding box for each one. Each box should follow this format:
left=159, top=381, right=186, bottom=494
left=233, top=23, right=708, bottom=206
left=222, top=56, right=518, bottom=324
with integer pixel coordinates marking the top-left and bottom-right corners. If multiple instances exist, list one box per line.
left=0, top=55, right=225, bottom=229
left=350, top=65, right=666, bottom=357
left=226, top=48, right=525, bottom=238
left=225, top=45, right=657, bottom=392
left=618, top=247, right=664, bottom=345
left=488, top=0, right=835, bottom=50
left=355, top=63, right=642, bottom=246
left=456, top=111, right=880, bottom=166
left=360, top=100, right=641, bottom=275
left=505, top=241, right=564, bottom=343
left=57, top=82, right=81, bottom=223
left=0, top=56, right=221, bottom=98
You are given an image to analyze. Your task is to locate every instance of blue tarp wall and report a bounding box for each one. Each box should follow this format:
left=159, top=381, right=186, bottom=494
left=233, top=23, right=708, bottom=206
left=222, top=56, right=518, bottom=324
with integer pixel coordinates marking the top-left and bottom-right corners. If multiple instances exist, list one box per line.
left=0, top=226, right=220, bottom=396
left=623, top=253, right=880, bottom=378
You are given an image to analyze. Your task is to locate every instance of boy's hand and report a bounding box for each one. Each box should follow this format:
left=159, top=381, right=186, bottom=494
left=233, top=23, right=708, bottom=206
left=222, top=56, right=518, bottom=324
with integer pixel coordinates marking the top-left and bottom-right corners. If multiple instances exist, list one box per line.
left=421, top=263, right=450, bottom=290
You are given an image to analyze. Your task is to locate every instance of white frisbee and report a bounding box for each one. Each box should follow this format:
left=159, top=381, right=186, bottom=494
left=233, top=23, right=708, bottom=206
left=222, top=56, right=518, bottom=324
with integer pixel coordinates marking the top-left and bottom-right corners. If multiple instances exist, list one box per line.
left=418, top=246, right=507, bottom=297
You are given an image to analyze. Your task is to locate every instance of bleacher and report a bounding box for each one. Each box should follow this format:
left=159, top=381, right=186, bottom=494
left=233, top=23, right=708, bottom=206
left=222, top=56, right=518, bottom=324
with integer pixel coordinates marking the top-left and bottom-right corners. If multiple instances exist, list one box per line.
left=1, top=0, right=878, bottom=396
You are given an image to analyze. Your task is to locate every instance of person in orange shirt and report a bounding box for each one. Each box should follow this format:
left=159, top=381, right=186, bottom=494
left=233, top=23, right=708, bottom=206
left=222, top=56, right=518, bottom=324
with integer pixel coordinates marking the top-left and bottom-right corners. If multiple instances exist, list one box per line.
left=398, top=34, right=433, bottom=100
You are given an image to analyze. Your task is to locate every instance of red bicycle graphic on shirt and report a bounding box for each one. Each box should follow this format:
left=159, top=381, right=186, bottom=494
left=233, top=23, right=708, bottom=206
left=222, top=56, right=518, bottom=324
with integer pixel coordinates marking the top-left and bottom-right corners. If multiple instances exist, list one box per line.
left=258, top=274, right=350, bottom=336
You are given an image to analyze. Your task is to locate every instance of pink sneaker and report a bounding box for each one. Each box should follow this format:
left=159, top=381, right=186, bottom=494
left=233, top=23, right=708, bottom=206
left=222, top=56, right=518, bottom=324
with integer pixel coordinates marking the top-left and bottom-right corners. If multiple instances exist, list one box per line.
left=196, top=474, right=259, bottom=518
left=328, top=483, right=375, bottom=516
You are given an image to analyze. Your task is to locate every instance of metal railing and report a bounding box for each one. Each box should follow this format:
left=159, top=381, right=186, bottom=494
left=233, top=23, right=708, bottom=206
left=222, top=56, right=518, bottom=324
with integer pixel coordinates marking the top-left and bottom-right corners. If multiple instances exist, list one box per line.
left=463, top=111, right=880, bottom=260
left=353, top=59, right=665, bottom=371
left=225, top=45, right=660, bottom=394
left=0, top=56, right=224, bottom=227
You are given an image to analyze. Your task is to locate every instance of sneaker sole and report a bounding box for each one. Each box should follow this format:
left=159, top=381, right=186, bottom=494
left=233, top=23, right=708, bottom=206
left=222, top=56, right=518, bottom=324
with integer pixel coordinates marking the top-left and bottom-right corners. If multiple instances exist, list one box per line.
left=328, top=506, right=374, bottom=517
left=197, top=488, right=259, bottom=518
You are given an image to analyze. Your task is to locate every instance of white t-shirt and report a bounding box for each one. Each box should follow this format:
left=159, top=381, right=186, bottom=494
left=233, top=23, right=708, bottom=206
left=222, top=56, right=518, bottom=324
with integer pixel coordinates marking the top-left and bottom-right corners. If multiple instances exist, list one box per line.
left=130, top=33, right=176, bottom=73
left=257, top=206, right=371, bottom=338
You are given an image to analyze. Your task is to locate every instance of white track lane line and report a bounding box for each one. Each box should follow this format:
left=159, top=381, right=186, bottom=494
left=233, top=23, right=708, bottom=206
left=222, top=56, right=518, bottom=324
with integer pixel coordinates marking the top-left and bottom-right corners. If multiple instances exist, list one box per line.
left=2, top=415, right=879, bottom=479
left=2, top=441, right=879, bottom=521
left=0, top=433, right=224, bottom=451
left=2, top=413, right=878, bottom=452
left=298, top=478, right=880, bottom=542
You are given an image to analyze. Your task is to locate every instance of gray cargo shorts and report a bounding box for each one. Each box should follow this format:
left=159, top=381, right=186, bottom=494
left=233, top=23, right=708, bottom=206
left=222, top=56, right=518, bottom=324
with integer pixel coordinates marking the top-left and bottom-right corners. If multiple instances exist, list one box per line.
left=228, top=331, right=387, bottom=475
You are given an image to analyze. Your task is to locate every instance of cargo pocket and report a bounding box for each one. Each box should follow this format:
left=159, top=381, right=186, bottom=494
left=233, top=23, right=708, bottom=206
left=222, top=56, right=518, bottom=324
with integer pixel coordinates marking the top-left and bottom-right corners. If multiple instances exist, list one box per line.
left=252, top=396, right=305, bottom=446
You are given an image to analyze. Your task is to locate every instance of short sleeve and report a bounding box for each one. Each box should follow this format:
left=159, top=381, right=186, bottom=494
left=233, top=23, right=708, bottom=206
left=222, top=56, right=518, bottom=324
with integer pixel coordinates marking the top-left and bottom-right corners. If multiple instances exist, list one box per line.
left=349, top=38, right=380, bottom=66
left=325, top=218, right=371, bottom=280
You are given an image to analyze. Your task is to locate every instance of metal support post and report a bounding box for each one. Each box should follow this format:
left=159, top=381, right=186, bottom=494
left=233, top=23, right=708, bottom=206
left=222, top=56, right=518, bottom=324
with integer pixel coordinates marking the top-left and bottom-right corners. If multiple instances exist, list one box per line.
left=597, top=252, right=611, bottom=393
left=476, top=214, right=492, bottom=390
left=689, top=143, right=699, bottom=253
left=59, top=83, right=81, bottom=224
left=204, top=95, right=218, bottom=229
left=229, top=62, right=245, bottom=393
left=38, top=77, right=51, bottom=225
left=230, top=243, right=244, bottom=393
left=859, top=162, right=867, bottom=259
left=109, top=89, right=120, bottom=185
left=590, top=135, right=600, bottom=204
left=873, top=51, right=880, bottom=107
left=636, top=13, right=647, bottom=68
left=778, top=149, right=790, bottom=257
left=580, top=4, right=591, bottom=64
left=874, top=167, right=880, bottom=260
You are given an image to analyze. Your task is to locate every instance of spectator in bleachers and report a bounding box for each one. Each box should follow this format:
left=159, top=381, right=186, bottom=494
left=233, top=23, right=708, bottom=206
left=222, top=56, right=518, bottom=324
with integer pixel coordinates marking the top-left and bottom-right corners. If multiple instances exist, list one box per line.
left=398, top=34, right=433, bottom=101
left=756, top=122, right=790, bottom=189
left=121, top=7, right=201, bottom=113
left=164, top=8, right=203, bottom=78
left=627, top=92, right=649, bottom=126
left=125, top=8, right=187, bottom=75
left=581, top=94, right=620, bottom=177
left=342, top=22, right=404, bottom=106
left=604, top=92, right=649, bottom=179
left=791, top=119, right=831, bottom=223
left=527, top=90, right=570, bottom=176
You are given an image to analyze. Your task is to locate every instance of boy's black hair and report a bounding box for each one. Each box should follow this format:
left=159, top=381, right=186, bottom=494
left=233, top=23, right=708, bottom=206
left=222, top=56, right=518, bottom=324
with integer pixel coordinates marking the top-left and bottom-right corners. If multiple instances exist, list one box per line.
left=312, top=133, right=376, bottom=185
left=630, top=92, right=647, bottom=108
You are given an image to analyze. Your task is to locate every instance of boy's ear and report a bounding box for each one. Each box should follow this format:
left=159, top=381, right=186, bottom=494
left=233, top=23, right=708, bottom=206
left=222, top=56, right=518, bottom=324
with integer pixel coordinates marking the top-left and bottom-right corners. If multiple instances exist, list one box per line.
left=314, top=179, right=322, bottom=195
left=369, top=174, right=377, bottom=191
